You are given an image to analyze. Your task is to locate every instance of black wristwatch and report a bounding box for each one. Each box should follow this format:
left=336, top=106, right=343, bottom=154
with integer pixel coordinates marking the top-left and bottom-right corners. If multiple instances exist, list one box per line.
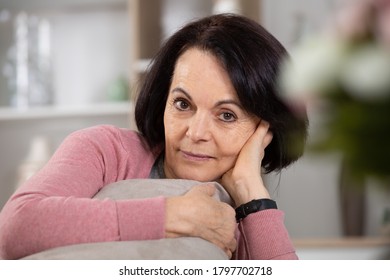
left=235, top=199, right=277, bottom=222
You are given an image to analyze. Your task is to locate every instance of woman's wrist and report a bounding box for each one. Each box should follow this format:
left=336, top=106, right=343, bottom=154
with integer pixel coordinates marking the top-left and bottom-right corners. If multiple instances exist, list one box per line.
left=164, top=196, right=192, bottom=238
left=232, top=177, right=271, bottom=206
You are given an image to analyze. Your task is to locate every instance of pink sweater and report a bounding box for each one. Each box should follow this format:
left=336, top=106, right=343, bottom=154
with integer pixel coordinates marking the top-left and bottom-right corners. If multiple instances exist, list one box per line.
left=0, top=125, right=297, bottom=260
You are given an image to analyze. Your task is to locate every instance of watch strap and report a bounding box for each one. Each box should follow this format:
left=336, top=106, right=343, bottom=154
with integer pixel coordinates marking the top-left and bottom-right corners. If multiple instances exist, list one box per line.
left=235, top=199, right=277, bottom=222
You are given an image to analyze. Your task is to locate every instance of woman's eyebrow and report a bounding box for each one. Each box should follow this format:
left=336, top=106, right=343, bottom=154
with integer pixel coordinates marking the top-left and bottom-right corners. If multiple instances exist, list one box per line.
left=171, top=86, right=243, bottom=109
left=215, top=100, right=243, bottom=109
left=171, top=87, right=193, bottom=101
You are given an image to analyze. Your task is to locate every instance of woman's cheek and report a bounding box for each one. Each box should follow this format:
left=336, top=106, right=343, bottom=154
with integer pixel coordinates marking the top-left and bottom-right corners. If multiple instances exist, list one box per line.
left=217, top=128, right=252, bottom=162
left=218, top=139, right=242, bottom=164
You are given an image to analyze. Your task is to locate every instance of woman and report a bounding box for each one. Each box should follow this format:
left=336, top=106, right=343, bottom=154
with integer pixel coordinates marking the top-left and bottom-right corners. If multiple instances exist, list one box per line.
left=0, top=14, right=308, bottom=260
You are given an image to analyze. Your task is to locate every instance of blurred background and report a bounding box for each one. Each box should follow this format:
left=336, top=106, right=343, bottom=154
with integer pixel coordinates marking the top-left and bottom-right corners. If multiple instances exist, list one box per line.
left=0, top=0, right=389, bottom=259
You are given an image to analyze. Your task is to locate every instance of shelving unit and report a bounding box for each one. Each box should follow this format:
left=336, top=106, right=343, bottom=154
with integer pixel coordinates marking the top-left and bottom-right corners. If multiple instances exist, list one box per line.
left=0, top=0, right=134, bottom=210
left=0, top=0, right=131, bottom=108
left=0, top=102, right=132, bottom=121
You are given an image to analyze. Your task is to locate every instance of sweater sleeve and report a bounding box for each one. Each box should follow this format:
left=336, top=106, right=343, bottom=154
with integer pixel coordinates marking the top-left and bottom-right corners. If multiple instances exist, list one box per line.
left=234, top=209, right=298, bottom=260
left=0, top=126, right=164, bottom=260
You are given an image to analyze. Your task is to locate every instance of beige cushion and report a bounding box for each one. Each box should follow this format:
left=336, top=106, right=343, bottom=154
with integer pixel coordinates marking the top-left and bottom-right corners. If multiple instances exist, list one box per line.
left=23, top=179, right=232, bottom=260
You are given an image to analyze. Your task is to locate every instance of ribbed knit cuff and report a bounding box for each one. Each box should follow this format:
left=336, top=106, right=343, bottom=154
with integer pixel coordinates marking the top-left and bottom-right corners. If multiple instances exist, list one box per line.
left=116, top=196, right=166, bottom=241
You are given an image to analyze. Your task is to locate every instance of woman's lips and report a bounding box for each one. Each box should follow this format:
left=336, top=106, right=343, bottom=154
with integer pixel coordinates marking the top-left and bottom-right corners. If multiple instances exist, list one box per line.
left=181, top=150, right=214, bottom=161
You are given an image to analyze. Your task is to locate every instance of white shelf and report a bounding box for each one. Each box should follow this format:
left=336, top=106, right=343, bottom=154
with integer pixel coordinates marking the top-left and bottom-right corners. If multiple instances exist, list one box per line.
left=0, top=101, right=132, bottom=121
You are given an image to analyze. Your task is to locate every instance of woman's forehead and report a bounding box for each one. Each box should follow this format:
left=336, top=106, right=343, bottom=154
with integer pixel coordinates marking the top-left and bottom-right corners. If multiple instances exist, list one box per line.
left=171, top=48, right=239, bottom=102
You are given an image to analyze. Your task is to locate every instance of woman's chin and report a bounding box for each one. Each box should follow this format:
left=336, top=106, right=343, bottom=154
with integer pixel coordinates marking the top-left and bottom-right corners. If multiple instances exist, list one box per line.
left=175, top=171, right=221, bottom=183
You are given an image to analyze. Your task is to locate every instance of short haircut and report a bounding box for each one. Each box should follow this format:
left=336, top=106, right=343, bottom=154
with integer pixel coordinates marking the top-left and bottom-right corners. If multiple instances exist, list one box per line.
left=135, top=13, right=308, bottom=172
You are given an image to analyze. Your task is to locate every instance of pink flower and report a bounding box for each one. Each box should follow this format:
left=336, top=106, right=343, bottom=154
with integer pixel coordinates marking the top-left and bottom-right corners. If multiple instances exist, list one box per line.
left=329, top=0, right=390, bottom=47
left=374, top=0, right=390, bottom=46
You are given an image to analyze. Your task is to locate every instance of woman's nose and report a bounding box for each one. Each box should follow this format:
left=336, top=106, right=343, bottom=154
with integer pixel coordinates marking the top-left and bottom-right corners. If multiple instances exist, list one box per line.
left=185, top=112, right=212, bottom=142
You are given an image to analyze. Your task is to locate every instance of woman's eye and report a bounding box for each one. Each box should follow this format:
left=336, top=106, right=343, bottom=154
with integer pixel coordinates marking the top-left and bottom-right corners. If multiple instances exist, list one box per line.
left=174, top=99, right=190, bottom=111
left=219, top=112, right=236, bottom=122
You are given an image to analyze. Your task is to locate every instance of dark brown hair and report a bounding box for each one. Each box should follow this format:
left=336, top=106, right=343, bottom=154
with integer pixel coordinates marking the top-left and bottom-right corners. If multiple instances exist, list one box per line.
left=135, top=13, right=308, bottom=172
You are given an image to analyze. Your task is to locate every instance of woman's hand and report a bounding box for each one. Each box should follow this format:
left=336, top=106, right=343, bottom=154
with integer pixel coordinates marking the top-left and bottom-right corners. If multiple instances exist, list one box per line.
left=220, top=120, right=273, bottom=206
left=165, top=184, right=237, bottom=258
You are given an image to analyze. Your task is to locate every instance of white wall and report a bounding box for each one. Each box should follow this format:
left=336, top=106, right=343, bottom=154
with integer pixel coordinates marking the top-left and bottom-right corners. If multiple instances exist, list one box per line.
left=261, top=0, right=346, bottom=49
left=51, top=10, right=130, bottom=105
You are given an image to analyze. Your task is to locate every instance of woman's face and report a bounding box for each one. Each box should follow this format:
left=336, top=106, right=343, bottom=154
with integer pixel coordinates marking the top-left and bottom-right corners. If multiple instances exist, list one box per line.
left=163, top=48, right=259, bottom=182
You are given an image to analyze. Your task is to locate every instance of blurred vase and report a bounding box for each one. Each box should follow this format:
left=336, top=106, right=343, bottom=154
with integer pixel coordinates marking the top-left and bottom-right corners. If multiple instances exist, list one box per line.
left=13, top=12, right=53, bottom=108
left=339, top=159, right=366, bottom=236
